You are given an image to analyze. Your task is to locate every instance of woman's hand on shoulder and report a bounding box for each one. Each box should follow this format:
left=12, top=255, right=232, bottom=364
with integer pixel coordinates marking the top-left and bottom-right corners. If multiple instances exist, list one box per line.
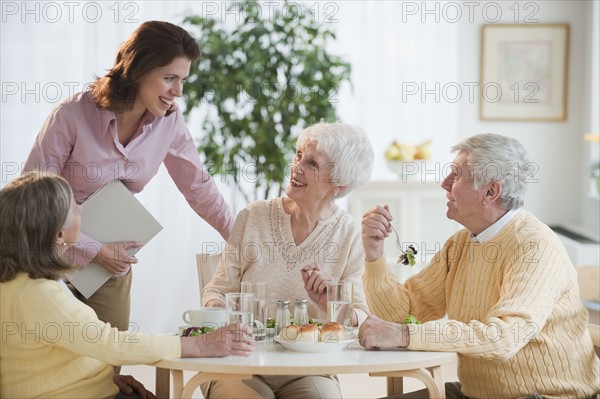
left=181, top=323, right=255, bottom=357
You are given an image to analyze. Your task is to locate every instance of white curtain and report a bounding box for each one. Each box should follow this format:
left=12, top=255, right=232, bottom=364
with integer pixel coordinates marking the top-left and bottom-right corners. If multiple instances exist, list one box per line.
left=1, top=1, right=458, bottom=333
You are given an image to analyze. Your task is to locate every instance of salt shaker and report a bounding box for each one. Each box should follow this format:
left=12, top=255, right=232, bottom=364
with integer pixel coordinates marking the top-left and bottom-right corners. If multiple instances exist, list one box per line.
left=294, top=298, right=309, bottom=326
left=275, top=299, right=291, bottom=335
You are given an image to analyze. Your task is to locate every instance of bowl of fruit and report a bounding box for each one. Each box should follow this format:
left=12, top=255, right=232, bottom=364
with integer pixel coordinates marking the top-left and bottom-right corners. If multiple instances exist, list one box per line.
left=385, top=140, right=433, bottom=181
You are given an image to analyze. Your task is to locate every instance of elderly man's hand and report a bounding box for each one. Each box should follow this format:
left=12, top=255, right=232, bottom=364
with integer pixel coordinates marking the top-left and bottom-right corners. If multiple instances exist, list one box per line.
left=361, top=205, right=393, bottom=262
left=358, top=315, right=409, bottom=350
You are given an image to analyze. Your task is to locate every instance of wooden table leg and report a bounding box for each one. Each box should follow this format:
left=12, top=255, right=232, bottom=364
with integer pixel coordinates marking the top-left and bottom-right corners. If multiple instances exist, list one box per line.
left=155, top=367, right=170, bottom=399
left=171, top=370, right=184, bottom=398
left=372, top=367, right=446, bottom=399
left=428, top=365, right=445, bottom=397
left=386, top=377, right=404, bottom=396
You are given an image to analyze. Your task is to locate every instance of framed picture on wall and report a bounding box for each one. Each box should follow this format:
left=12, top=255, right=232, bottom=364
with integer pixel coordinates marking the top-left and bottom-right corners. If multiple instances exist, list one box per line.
left=480, top=24, right=569, bottom=121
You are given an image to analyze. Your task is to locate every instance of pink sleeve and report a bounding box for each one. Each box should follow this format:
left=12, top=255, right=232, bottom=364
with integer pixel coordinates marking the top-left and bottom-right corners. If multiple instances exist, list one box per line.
left=163, top=112, right=234, bottom=240
left=24, top=104, right=102, bottom=268
left=24, top=104, right=75, bottom=175
left=63, top=233, right=102, bottom=268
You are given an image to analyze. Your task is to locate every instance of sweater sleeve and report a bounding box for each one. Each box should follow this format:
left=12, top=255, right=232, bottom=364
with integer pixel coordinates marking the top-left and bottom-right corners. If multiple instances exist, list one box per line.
left=18, top=279, right=180, bottom=365
left=408, top=239, right=567, bottom=362
left=363, top=238, right=452, bottom=324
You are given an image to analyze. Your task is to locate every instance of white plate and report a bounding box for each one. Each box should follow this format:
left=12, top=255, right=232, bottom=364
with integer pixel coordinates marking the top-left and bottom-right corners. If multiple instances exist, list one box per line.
left=274, top=335, right=356, bottom=353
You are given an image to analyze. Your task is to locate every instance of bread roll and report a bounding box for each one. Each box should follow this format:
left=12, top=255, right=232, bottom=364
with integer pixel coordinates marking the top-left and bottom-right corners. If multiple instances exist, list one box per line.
left=297, top=324, right=320, bottom=343
left=320, top=322, right=344, bottom=343
left=280, top=325, right=300, bottom=341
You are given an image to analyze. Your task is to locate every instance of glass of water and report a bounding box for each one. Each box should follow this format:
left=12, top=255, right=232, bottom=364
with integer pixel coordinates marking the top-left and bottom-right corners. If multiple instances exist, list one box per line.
left=327, top=281, right=353, bottom=330
left=225, top=292, right=254, bottom=338
left=241, top=281, right=267, bottom=341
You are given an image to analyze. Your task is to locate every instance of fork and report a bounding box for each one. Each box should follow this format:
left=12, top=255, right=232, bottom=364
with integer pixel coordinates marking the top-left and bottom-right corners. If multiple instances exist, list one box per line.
left=389, top=222, right=403, bottom=252
left=389, top=222, right=417, bottom=266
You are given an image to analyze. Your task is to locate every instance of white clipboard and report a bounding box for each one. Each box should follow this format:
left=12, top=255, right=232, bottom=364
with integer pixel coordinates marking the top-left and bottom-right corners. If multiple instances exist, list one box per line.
left=67, top=180, right=162, bottom=298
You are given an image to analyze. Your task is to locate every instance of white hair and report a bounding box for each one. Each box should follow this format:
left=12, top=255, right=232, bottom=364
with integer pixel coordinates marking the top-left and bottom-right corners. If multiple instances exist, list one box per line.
left=451, top=133, right=529, bottom=210
left=297, top=122, right=374, bottom=198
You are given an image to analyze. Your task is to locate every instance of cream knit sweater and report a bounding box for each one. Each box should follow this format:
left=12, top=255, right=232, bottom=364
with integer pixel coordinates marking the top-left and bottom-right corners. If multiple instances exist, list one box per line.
left=364, top=211, right=599, bottom=398
left=0, top=273, right=180, bottom=399
left=203, top=197, right=370, bottom=322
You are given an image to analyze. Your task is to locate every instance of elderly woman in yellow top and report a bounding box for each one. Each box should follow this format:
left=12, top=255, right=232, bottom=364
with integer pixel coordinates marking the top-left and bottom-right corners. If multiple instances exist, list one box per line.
left=202, top=122, right=374, bottom=399
left=0, top=172, right=254, bottom=399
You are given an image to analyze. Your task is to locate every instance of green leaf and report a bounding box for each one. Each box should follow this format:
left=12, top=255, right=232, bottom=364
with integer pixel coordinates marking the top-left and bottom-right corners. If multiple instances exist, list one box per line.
left=182, top=0, right=351, bottom=202
left=402, top=315, right=421, bottom=325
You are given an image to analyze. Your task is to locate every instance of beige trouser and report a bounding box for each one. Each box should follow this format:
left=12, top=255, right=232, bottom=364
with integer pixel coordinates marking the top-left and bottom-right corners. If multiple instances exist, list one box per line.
left=393, top=382, right=467, bottom=399
left=201, top=374, right=342, bottom=399
left=395, top=382, right=561, bottom=399
left=68, top=269, right=133, bottom=374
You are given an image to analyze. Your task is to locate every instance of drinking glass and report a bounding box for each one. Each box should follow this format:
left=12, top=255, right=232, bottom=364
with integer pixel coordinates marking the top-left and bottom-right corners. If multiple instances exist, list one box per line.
left=225, top=293, right=254, bottom=338
left=241, top=281, right=267, bottom=341
left=327, top=281, right=353, bottom=330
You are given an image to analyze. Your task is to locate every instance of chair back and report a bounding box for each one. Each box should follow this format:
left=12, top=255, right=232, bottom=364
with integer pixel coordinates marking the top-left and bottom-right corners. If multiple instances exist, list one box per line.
left=196, top=253, right=220, bottom=292
left=577, top=266, right=600, bottom=357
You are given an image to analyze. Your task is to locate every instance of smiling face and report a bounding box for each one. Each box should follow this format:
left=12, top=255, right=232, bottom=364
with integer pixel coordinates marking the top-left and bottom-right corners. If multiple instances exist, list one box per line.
left=441, top=152, right=488, bottom=232
left=135, top=56, right=191, bottom=117
left=286, top=141, right=338, bottom=205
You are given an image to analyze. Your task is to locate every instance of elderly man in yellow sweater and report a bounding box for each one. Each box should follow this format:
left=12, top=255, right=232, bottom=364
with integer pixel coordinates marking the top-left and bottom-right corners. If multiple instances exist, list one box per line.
left=359, top=133, right=600, bottom=399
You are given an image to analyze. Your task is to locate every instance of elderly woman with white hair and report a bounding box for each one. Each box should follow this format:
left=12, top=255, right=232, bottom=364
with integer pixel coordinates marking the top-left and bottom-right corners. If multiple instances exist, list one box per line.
left=201, top=122, right=374, bottom=399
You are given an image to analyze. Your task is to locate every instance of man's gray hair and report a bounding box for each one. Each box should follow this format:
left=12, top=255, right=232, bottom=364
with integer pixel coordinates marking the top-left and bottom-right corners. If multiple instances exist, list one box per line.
left=451, top=133, right=530, bottom=210
left=297, top=122, right=374, bottom=198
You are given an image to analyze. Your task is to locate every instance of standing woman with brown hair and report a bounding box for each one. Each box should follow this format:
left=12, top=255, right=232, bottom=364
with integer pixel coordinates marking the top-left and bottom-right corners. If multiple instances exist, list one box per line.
left=24, top=21, right=234, bottom=332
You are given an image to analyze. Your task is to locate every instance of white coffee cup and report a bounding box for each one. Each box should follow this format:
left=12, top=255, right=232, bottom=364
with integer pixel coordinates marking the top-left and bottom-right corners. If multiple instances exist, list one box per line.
left=182, top=307, right=227, bottom=328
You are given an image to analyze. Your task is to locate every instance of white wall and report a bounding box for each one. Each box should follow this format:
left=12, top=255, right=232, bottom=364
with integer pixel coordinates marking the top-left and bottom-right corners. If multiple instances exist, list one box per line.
left=1, top=1, right=597, bottom=334
left=580, top=0, right=600, bottom=239
left=456, top=1, right=592, bottom=229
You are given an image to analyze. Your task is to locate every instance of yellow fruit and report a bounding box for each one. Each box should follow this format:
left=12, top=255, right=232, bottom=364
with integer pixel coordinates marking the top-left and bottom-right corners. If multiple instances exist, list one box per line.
left=397, top=145, right=416, bottom=161
left=384, top=144, right=403, bottom=160
left=385, top=140, right=422, bottom=161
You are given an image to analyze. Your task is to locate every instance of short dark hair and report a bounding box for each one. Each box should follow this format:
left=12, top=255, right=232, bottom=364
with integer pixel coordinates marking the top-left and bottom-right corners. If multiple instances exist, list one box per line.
left=90, top=20, right=200, bottom=115
left=0, top=172, right=75, bottom=282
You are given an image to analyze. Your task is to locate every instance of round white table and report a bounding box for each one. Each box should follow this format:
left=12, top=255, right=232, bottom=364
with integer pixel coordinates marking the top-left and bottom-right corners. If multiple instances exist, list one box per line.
left=152, top=340, right=457, bottom=398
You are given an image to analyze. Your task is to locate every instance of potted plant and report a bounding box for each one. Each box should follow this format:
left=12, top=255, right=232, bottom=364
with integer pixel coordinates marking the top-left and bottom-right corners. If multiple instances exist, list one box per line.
left=182, top=0, right=351, bottom=203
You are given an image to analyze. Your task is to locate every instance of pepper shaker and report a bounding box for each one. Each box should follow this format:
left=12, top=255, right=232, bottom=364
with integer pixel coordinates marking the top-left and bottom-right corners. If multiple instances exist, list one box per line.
left=274, top=299, right=291, bottom=336
left=294, top=298, right=309, bottom=326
